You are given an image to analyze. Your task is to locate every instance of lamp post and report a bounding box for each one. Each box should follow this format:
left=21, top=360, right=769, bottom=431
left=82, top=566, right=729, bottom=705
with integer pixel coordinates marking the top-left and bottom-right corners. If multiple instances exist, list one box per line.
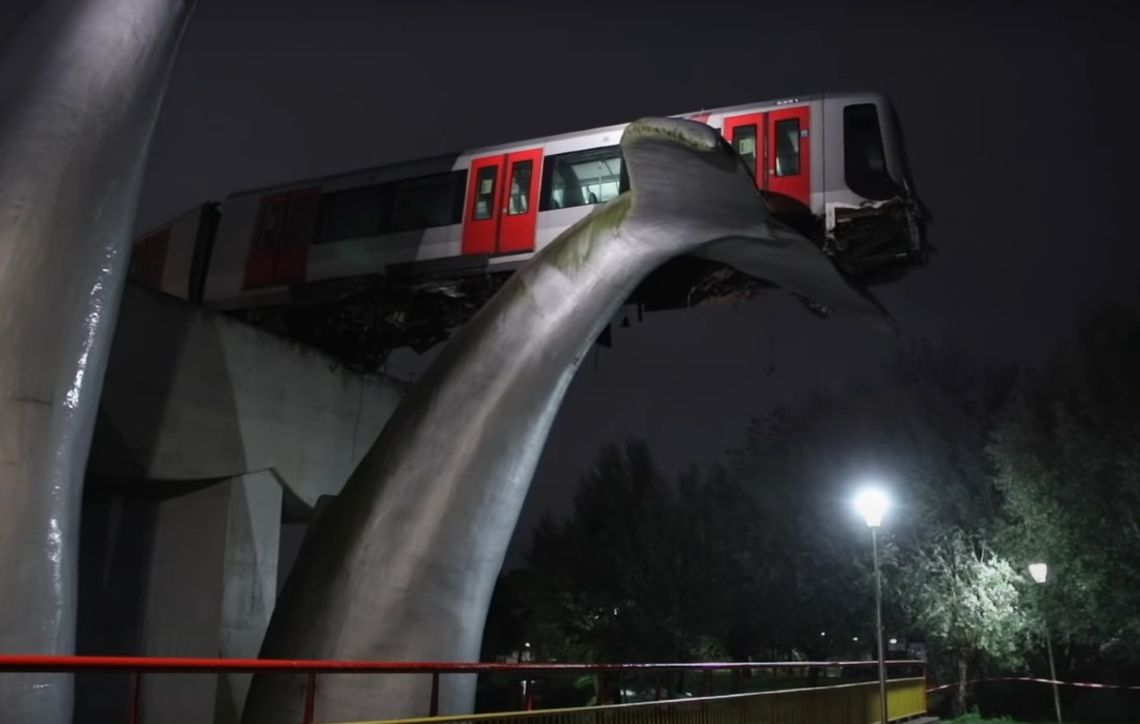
left=855, top=487, right=890, bottom=724
left=1029, top=563, right=1063, bottom=724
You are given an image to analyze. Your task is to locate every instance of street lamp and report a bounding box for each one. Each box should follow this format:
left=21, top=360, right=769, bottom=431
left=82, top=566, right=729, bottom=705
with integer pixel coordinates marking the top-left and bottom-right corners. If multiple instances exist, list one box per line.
left=1029, top=563, right=1062, bottom=724
left=855, top=487, right=890, bottom=724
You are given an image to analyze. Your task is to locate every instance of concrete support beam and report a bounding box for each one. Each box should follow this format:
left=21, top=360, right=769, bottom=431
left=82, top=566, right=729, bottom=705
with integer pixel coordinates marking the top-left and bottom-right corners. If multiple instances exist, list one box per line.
left=90, top=284, right=407, bottom=506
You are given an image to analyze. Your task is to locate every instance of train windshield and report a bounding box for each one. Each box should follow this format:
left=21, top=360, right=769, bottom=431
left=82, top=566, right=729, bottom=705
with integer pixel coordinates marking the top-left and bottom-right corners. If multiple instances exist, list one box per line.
left=843, top=103, right=897, bottom=201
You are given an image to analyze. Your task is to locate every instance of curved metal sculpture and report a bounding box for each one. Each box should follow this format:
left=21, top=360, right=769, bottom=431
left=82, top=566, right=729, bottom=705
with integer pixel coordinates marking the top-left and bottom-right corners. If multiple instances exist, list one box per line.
left=0, top=1, right=197, bottom=721
left=245, top=117, right=891, bottom=723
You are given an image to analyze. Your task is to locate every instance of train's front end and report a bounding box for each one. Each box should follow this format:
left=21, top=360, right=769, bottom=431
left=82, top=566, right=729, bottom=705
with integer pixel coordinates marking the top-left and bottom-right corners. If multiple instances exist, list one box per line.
left=821, top=92, right=928, bottom=286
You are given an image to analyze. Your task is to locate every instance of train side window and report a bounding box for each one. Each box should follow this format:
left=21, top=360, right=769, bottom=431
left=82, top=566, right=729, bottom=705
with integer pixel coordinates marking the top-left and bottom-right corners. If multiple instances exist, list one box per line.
left=316, top=185, right=390, bottom=244
left=774, top=119, right=800, bottom=176
left=449, top=170, right=468, bottom=224
left=473, top=166, right=497, bottom=220
left=390, top=171, right=465, bottom=232
left=506, top=160, right=533, bottom=215
left=733, top=124, right=758, bottom=166
left=539, top=145, right=624, bottom=211
left=843, top=103, right=895, bottom=200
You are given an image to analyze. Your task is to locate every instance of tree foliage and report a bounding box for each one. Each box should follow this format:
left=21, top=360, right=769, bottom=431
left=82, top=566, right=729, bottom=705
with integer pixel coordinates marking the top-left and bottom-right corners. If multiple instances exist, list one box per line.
left=990, top=303, right=1140, bottom=658
left=520, top=440, right=721, bottom=662
left=898, top=528, right=1030, bottom=714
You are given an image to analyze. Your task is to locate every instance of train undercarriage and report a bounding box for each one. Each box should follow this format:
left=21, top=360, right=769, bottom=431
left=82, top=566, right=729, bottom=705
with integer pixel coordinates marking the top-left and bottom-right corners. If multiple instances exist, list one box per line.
left=232, top=256, right=780, bottom=374
left=233, top=197, right=926, bottom=374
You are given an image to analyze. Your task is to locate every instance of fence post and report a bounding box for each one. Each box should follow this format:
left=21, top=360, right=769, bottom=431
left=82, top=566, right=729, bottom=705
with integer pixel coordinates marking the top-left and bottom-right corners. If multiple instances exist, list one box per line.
left=302, top=672, right=317, bottom=724
left=126, top=671, right=142, bottom=724
left=922, top=662, right=929, bottom=714
left=430, top=671, right=440, bottom=716
left=737, top=669, right=747, bottom=724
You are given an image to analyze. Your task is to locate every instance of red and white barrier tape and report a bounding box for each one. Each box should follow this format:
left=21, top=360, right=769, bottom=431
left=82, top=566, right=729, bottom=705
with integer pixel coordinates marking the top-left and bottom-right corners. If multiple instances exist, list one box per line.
left=927, top=676, right=1140, bottom=693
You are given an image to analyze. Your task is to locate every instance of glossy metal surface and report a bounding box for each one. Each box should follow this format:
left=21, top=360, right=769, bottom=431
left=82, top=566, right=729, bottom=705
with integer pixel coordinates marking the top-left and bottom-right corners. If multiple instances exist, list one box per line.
left=245, top=118, right=891, bottom=724
left=0, top=1, right=196, bottom=720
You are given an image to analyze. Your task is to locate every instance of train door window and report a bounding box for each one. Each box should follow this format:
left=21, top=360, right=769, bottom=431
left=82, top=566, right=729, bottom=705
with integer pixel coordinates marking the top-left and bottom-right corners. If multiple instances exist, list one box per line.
left=732, top=125, right=758, bottom=167
left=473, top=166, right=497, bottom=220
left=507, top=160, right=533, bottom=215
left=774, top=118, right=801, bottom=176
left=539, top=145, right=623, bottom=211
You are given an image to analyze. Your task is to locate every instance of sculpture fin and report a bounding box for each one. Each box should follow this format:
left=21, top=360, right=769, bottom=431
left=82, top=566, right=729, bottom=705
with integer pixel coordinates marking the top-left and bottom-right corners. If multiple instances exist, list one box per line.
left=619, top=117, right=895, bottom=333
left=696, top=233, right=897, bottom=334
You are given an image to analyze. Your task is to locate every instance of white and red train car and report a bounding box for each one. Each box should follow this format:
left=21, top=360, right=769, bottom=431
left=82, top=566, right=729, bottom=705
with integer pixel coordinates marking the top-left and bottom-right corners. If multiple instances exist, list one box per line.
left=131, top=91, right=926, bottom=310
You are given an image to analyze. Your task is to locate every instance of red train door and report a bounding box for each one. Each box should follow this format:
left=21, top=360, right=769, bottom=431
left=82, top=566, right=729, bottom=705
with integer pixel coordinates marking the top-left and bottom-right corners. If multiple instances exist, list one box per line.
left=461, top=148, right=542, bottom=256
left=498, top=148, right=542, bottom=254
left=242, top=187, right=319, bottom=290
left=723, top=113, right=767, bottom=190
left=766, top=106, right=811, bottom=208
left=275, top=187, right=319, bottom=283
left=243, top=192, right=289, bottom=289
left=129, top=227, right=170, bottom=288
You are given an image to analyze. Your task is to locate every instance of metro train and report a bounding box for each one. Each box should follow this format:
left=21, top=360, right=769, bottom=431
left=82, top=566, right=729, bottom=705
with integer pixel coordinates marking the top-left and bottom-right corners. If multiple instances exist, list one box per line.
left=130, top=91, right=927, bottom=360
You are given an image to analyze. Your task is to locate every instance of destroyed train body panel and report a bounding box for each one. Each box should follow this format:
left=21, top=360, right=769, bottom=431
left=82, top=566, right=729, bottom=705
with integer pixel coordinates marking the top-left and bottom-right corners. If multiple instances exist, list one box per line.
left=131, top=91, right=926, bottom=322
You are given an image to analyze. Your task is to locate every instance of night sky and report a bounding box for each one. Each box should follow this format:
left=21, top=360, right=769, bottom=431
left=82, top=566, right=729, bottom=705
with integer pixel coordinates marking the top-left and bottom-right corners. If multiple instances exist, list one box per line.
left=9, top=0, right=1140, bottom=566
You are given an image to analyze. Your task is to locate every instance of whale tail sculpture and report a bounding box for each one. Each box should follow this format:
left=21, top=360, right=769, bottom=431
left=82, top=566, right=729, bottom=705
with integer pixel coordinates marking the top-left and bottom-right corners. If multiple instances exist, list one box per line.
left=0, top=1, right=198, bottom=721
left=243, top=117, right=893, bottom=724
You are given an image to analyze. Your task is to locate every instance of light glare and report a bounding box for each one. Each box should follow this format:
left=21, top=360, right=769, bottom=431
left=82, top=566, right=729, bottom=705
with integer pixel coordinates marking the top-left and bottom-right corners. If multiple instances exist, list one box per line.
left=1029, top=562, right=1048, bottom=584
left=854, top=487, right=890, bottom=528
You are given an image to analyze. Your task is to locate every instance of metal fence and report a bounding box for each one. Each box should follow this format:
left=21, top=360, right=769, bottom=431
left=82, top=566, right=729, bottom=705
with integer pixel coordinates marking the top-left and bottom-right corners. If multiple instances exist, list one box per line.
left=327, top=677, right=928, bottom=724
left=0, top=655, right=927, bottom=724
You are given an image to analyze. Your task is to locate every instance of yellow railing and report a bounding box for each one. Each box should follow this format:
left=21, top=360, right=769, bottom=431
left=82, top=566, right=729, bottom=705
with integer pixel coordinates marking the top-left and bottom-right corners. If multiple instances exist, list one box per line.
left=327, top=677, right=927, bottom=724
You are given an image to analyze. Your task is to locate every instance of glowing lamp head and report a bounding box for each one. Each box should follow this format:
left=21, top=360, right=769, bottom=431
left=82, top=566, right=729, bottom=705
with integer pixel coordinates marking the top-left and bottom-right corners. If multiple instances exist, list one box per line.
left=854, top=487, right=890, bottom=528
left=1028, top=562, right=1048, bottom=584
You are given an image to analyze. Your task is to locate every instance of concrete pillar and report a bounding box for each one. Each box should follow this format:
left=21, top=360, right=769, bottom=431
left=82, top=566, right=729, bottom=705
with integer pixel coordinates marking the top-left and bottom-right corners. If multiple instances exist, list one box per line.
left=136, top=482, right=231, bottom=723
left=76, top=473, right=283, bottom=724
left=0, top=1, right=197, bottom=721
left=217, top=473, right=283, bottom=722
